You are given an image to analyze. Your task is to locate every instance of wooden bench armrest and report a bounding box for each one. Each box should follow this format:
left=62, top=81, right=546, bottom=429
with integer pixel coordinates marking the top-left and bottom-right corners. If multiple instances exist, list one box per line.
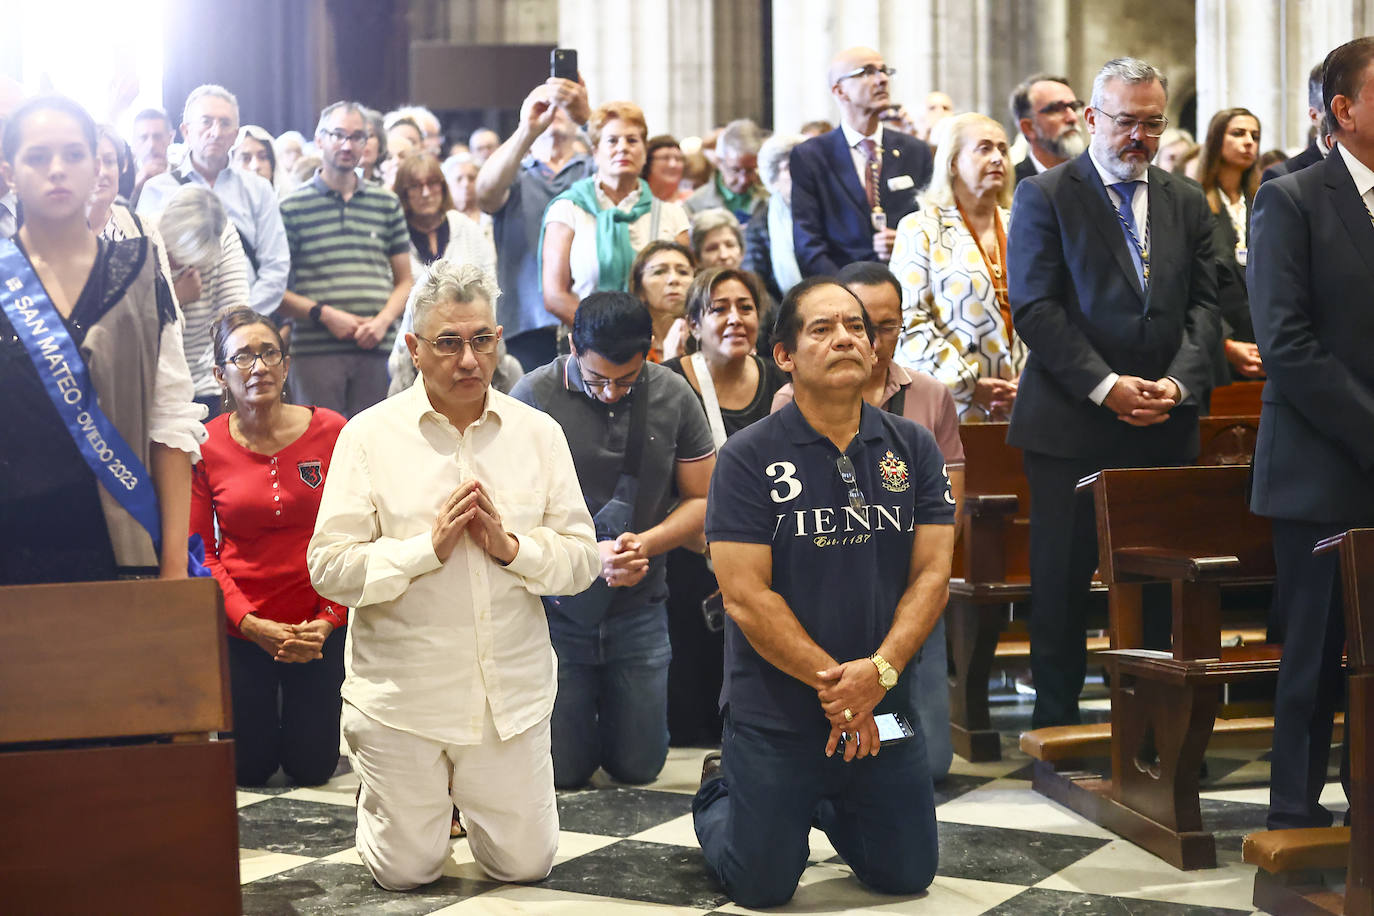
left=1312, top=532, right=1345, bottom=556
left=1242, top=827, right=1351, bottom=873
left=964, top=493, right=1018, bottom=517
left=1112, top=546, right=1242, bottom=582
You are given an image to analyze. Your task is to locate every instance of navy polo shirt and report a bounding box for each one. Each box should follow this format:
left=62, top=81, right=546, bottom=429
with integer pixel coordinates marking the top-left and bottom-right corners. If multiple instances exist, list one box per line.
left=706, top=400, right=955, bottom=733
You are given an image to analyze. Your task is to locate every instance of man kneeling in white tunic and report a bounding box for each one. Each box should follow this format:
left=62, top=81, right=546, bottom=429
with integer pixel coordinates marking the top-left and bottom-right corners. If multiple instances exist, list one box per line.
left=309, top=260, right=598, bottom=890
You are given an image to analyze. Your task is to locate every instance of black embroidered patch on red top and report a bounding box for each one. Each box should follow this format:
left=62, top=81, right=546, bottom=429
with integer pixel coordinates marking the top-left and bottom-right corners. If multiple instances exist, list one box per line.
left=298, top=460, right=323, bottom=488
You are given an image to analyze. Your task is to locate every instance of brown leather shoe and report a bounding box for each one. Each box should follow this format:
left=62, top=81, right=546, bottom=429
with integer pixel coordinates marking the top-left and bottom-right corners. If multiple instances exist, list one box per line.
left=700, top=751, right=723, bottom=787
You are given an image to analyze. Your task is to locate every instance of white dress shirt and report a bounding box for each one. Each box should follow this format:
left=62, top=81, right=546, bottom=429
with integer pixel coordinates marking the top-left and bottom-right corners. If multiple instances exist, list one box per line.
left=1337, top=142, right=1374, bottom=217
left=308, top=379, right=598, bottom=745
left=840, top=121, right=885, bottom=196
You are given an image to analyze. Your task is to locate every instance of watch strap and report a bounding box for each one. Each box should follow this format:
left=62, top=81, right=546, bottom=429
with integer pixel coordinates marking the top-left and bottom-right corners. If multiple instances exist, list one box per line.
left=309, top=303, right=324, bottom=324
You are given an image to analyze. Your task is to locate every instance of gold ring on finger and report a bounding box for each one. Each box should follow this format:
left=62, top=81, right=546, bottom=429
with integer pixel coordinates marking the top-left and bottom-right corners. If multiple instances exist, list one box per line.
left=843, top=708, right=854, bottom=722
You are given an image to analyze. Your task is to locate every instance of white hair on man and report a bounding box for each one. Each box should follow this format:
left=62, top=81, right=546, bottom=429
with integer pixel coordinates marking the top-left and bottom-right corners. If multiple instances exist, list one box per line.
left=182, top=84, right=240, bottom=127
left=718, top=118, right=765, bottom=157
left=158, top=185, right=229, bottom=271
left=410, top=259, right=501, bottom=335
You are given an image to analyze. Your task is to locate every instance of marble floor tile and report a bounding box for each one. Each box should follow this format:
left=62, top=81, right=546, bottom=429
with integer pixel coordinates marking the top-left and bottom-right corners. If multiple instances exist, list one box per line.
left=238, top=790, right=272, bottom=808
left=237, top=796, right=359, bottom=857
left=934, top=779, right=1117, bottom=839
left=239, top=848, right=318, bottom=884
left=981, top=886, right=1252, bottom=914
left=539, top=839, right=729, bottom=909
left=932, top=772, right=997, bottom=807
left=280, top=771, right=361, bottom=807
left=556, top=787, right=693, bottom=838
left=626, top=812, right=840, bottom=864
left=429, top=884, right=713, bottom=914
left=1034, top=838, right=1257, bottom=911
left=240, top=860, right=500, bottom=915
left=935, top=821, right=1111, bottom=886
left=646, top=748, right=717, bottom=796
left=712, top=865, right=1026, bottom=914
left=441, top=831, right=623, bottom=881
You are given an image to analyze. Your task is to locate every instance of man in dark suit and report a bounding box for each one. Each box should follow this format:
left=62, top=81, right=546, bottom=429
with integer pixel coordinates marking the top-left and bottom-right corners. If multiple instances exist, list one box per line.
left=790, top=46, right=933, bottom=277
left=1008, top=73, right=1087, bottom=186
left=1249, top=37, right=1374, bottom=830
left=1262, top=63, right=1330, bottom=184
left=1007, top=57, right=1220, bottom=729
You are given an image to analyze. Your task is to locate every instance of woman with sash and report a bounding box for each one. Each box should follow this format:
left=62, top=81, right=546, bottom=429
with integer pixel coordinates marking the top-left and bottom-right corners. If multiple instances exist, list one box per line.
left=191, top=306, right=348, bottom=786
left=0, top=96, right=205, bottom=585
left=889, top=112, right=1027, bottom=420
left=540, top=101, right=689, bottom=329
left=661, top=267, right=787, bottom=746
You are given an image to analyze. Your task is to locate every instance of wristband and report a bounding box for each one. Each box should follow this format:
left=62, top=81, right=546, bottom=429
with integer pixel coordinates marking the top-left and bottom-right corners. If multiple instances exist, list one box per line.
left=309, top=303, right=324, bottom=324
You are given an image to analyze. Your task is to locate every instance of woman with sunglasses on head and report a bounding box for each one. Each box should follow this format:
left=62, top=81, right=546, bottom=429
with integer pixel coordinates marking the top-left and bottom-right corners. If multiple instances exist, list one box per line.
left=0, top=96, right=206, bottom=585
left=191, top=306, right=349, bottom=787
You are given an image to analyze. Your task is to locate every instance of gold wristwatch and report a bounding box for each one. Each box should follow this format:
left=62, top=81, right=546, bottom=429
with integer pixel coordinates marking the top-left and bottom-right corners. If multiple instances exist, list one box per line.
left=870, top=653, right=898, bottom=690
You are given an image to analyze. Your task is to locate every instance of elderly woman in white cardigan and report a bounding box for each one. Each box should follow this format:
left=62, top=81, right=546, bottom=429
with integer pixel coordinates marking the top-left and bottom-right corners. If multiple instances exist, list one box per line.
left=889, top=112, right=1027, bottom=420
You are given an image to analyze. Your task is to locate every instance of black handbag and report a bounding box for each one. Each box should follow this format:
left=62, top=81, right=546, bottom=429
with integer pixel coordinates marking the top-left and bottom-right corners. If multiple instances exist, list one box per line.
left=544, top=382, right=650, bottom=627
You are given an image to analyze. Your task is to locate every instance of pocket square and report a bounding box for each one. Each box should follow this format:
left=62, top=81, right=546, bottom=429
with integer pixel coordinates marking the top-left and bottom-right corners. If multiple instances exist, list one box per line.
left=887, top=175, right=915, bottom=191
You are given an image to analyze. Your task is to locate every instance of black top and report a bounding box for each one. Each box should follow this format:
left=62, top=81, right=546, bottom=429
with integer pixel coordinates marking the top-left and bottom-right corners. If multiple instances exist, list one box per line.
left=662, top=353, right=788, bottom=438
left=0, top=238, right=170, bottom=584
left=408, top=216, right=451, bottom=266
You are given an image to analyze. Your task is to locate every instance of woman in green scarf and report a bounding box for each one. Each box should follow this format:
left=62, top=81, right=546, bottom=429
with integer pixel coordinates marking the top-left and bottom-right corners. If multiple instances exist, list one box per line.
left=541, top=101, right=690, bottom=327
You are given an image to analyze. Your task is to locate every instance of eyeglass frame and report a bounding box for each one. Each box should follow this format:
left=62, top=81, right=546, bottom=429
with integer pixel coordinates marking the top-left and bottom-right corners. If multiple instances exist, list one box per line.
left=834, top=64, right=897, bottom=85
left=835, top=455, right=867, bottom=513
left=1091, top=108, right=1170, bottom=138
left=1037, top=99, right=1086, bottom=116
left=579, top=367, right=643, bottom=392
left=222, top=348, right=287, bottom=371
left=414, top=333, right=501, bottom=356
left=320, top=128, right=369, bottom=146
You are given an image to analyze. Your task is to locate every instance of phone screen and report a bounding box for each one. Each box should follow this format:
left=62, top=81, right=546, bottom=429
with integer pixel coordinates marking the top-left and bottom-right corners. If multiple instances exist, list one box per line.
left=874, top=712, right=915, bottom=742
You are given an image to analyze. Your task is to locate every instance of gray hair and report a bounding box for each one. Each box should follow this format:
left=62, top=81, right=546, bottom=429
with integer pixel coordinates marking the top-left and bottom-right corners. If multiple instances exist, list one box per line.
left=689, top=208, right=743, bottom=257
left=469, top=127, right=499, bottom=146
left=361, top=107, right=387, bottom=160
left=718, top=118, right=765, bottom=157
left=316, top=101, right=366, bottom=138
left=441, top=152, right=477, bottom=180
left=1090, top=58, right=1168, bottom=110
left=182, top=84, right=239, bottom=129
left=758, top=132, right=804, bottom=191
left=410, top=260, right=501, bottom=336
left=920, top=112, right=1013, bottom=211
left=158, top=186, right=228, bottom=272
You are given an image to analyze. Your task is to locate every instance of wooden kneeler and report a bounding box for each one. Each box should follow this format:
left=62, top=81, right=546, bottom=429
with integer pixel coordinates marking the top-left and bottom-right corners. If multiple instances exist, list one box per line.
left=0, top=578, right=240, bottom=915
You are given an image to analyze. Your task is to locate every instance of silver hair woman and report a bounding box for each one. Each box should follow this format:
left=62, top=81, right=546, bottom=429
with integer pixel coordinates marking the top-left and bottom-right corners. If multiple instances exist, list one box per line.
left=689, top=207, right=744, bottom=270
left=749, top=132, right=806, bottom=298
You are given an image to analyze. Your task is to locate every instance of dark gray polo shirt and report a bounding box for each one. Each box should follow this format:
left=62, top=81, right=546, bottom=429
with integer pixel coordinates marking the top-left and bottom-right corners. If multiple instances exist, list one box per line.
left=510, top=355, right=714, bottom=614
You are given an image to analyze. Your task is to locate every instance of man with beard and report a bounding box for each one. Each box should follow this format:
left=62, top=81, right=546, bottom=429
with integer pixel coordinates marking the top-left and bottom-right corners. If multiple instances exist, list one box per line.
left=1006, top=58, right=1220, bottom=728
left=279, top=101, right=414, bottom=417
left=790, top=46, right=934, bottom=276
left=1010, top=74, right=1087, bottom=185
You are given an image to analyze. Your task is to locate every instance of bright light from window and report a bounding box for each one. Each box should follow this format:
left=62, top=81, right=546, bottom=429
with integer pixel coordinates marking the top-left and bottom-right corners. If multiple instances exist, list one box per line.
left=16, top=0, right=165, bottom=132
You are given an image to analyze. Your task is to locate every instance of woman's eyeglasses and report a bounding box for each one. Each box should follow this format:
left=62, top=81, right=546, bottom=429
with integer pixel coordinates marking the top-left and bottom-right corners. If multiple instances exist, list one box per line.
left=223, top=348, right=285, bottom=371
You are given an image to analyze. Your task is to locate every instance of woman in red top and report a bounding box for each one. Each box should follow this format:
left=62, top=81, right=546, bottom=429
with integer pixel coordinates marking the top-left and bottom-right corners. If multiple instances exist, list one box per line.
left=192, top=306, right=348, bottom=786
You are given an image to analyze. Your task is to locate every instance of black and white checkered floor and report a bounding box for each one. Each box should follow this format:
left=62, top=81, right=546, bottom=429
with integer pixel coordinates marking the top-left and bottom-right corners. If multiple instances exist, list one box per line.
left=236, top=692, right=1347, bottom=915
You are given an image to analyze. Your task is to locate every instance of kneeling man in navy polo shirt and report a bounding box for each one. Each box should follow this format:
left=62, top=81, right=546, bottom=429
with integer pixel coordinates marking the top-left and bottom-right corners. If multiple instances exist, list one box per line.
left=693, top=276, right=955, bottom=907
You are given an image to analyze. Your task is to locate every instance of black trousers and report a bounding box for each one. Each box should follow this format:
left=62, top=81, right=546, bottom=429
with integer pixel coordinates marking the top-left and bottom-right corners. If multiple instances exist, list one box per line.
left=1267, top=518, right=1352, bottom=829
left=665, top=548, right=724, bottom=747
left=227, top=626, right=346, bottom=787
left=1023, top=446, right=1177, bottom=729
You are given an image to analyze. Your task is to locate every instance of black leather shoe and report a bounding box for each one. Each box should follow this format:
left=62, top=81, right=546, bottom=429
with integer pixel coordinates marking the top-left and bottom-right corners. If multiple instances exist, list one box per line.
left=700, top=751, right=723, bottom=787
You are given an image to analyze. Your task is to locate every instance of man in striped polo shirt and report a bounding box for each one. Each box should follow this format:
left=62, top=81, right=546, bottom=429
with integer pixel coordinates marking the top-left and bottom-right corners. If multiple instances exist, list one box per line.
left=280, top=101, right=414, bottom=417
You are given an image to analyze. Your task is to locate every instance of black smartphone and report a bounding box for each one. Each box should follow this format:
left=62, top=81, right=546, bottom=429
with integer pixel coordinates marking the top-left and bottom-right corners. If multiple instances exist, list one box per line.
left=551, top=48, right=578, bottom=82
left=701, top=590, right=725, bottom=632
left=840, top=712, right=916, bottom=747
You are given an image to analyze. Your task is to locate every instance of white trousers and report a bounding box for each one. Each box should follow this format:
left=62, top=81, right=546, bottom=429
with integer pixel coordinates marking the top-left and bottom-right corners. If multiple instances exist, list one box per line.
left=341, top=701, right=559, bottom=891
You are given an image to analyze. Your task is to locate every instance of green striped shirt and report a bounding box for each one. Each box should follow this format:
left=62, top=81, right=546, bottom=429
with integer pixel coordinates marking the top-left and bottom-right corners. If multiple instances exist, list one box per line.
left=281, top=174, right=410, bottom=356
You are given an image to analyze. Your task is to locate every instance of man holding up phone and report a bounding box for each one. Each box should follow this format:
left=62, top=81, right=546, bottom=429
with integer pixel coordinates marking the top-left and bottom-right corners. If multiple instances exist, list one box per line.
left=694, top=277, right=954, bottom=908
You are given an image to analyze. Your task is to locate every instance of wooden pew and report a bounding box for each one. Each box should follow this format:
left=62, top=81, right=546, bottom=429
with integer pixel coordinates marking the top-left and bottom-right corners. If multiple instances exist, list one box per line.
left=0, top=578, right=241, bottom=914
left=946, top=415, right=1262, bottom=763
left=1021, top=465, right=1283, bottom=870
left=1207, top=380, right=1263, bottom=417
left=1242, top=528, right=1373, bottom=916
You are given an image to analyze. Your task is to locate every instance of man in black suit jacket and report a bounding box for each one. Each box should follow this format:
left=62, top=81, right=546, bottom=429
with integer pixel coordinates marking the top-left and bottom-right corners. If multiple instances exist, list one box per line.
left=789, top=46, right=933, bottom=277
left=1008, top=73, right=1087, bottom=187
left=1261, top=63, right=1330, bottom=184
left=1249, top=37, right=1374, bottom=830
left=1007, top=58, right=1220, bottom=729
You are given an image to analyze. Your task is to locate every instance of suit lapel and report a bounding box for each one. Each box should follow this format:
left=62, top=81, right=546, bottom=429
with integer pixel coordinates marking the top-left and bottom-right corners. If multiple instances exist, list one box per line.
left=1142, top=169, right=1175, bottom=309
left=826, top=128, right=871, bottom=216
left=1324, top=149, right=1374, bottom=276
left=1067, top=153, right=1144, bottom=303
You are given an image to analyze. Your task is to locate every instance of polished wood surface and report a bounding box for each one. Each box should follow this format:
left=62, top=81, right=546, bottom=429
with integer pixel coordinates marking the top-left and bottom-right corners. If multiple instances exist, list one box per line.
left=1206, top=381, right=1264, bottom=417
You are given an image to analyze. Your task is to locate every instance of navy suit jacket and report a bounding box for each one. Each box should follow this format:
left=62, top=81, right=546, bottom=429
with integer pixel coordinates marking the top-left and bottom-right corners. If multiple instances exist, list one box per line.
left=1260, top=139, right=1324, bottom=184
left=1005, top=152, right=1220, bottom=459
left=1248, top=148, right=1374, bottom=524
left=789, top=127, right=932, bottom=276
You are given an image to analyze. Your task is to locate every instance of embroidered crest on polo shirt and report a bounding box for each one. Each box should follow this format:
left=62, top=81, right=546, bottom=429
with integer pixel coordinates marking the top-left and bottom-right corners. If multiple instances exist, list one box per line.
left=877, top=450, right=910, bottom=492
left=298, top=460, right=323, bottom=489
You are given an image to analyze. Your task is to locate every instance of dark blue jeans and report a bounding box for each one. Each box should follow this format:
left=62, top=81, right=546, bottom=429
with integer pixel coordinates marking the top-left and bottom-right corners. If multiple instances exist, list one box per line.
left=547, top=601, right=672, bottom=788
left=693, top=710, right=939, bottom=908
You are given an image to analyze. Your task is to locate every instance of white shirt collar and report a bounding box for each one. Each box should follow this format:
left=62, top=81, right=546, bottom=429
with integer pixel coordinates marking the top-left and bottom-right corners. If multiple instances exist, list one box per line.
left=1087, top=147, right=1150, bottom=190
left=403, top=372, right=501, bottom=431
left=1336, top=142, right=1374, bottom=199
left=840, top=120, right=884, bottom=150
left=1028, top=149, right=1054, bottom=173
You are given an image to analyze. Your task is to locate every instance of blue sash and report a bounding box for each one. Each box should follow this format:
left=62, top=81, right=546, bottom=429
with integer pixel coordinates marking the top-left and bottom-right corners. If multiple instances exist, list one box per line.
left=0, top=238, right=207, bottom=576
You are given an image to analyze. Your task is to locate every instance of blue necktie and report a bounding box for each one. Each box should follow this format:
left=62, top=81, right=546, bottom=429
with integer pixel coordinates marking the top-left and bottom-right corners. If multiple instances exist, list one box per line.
left=1110, top=181, right=1146, bottom=290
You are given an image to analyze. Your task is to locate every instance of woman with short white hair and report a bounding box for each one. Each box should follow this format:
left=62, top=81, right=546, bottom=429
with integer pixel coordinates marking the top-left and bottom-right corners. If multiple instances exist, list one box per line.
left=890, top=112, right=1027, bottom=419
left=743, top=132, right=805, bottom=301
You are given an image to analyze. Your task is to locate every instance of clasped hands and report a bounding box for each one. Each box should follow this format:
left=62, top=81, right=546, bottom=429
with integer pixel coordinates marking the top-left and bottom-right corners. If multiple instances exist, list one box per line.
left=241, top=615, right=333, bottom=663
left=432, top=479, right=519, bottom=565
left=1103, top=375, right=1181, bottom=427
left=599, top=533, right=649, bottom=588
left=317, top=305, right=392, bottom=350
left=816, top=658, right=888, bottom=762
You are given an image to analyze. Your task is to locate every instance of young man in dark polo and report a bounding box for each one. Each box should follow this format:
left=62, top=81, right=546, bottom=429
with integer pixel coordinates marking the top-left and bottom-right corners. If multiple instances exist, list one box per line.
left=694, top=277, right=955, bottom=908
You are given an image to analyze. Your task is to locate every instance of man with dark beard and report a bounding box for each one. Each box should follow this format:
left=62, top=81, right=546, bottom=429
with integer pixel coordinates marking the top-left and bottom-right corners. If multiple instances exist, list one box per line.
left=1010, top=74, right=1087, bottom=184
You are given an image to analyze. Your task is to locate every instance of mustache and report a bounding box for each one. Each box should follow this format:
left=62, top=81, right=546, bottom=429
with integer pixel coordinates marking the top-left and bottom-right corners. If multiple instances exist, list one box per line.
left=1122, top=140, right=1149, bottom=154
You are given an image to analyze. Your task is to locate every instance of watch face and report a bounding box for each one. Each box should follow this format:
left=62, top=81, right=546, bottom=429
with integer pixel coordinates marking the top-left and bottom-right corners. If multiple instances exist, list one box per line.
left=880, top=668, right=898, bottom=688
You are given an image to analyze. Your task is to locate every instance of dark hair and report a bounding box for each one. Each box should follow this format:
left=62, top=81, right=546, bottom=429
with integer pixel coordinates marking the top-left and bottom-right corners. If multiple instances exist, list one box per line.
left=629, top=240, right=696, bottom=300
left=571, top=291, right=654, bottom=364
left=3, top=95, right=98, bottom=164
left=1199, top=108, right=1260, bottom=214
left=684, top=267, right=763, bottom=327
left=1009, top=73, right=1073, bottom=123
left=95, top=124, right=130, bottom=173
left=1308, top=62, right=1326, bottom=113
left=393, top=153, right=455, bottom=221
left=213, top=306, right=286, bottom=365
left=771, top=276, right=872, bottom=353
left=642, top=134, right=681, bottom=179
left=836, top=261, right=901, bottom=304
left=1323, top=37, right=1374, bottom=132
left=133, top=108, right=172, bottom=130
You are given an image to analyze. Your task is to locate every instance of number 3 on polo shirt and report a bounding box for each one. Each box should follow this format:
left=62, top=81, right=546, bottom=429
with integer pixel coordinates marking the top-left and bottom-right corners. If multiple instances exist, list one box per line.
left=942, top=464, right=955, bottom=506
left=766, top=461, right=802, bottom=503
